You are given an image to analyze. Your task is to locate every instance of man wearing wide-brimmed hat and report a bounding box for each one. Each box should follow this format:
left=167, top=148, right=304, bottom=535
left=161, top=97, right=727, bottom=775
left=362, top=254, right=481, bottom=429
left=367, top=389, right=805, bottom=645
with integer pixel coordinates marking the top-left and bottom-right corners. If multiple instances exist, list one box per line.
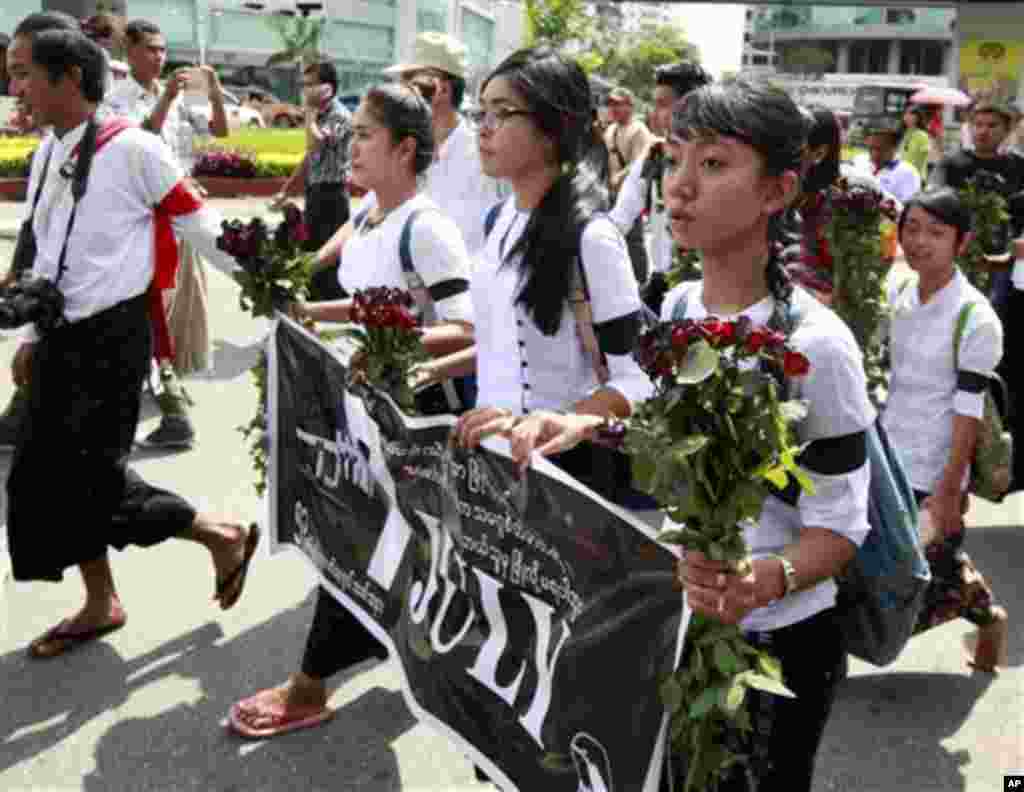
left=384, top=31, right=502, bottom=255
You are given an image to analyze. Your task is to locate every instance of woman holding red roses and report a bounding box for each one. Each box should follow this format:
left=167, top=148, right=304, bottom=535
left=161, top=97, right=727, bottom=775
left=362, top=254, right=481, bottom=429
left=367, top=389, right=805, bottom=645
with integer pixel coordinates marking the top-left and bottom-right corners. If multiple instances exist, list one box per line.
left=480, top=82, right=876, bottom=792
left=228, top=82, right=476, bottom=739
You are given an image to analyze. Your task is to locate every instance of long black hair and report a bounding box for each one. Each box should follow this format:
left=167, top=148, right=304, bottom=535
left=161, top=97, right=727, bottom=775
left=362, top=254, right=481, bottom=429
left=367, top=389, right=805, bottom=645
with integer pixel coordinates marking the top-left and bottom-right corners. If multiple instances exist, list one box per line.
left=672, top=81, right=810, bottom=304
left=802, top=106, right=841, bottom=194
left=481, top=48, right=607, bottom=336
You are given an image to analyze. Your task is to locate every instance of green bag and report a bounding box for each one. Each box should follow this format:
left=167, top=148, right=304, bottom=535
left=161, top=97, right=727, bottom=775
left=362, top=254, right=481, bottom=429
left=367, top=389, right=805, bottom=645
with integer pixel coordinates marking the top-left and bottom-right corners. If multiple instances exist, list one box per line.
left=954, top=303, right=1013, bottom=502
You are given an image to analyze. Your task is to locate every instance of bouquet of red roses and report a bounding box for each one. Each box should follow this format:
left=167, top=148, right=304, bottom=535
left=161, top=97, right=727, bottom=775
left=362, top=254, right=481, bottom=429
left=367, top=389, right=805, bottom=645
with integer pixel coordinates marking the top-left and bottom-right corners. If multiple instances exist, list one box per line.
left=342, top=287, right=427, bottom=411
left=628, top=315, right=813, bottom=791
left=216, top=203, right=313, bottom=318
left=819, top=177, right=899, bottom=396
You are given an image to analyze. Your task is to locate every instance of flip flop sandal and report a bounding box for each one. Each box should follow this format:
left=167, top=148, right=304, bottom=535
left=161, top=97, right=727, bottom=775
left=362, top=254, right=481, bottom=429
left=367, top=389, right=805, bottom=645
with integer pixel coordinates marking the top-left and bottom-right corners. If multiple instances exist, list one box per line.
left=216, top=523, right=261, bottom=611
left=227, top=700, right=335, bottom=739
left=28, top=618, right=126, bottom=660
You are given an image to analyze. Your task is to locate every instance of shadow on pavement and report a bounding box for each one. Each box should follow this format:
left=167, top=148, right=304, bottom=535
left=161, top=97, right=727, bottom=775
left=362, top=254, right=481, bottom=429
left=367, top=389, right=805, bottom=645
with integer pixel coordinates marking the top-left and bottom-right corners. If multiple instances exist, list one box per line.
left=73, top=591, right=417, bottom=791
left=0, top=621, right=225, bottom=774
left=820, top=670, right=995, bottom=792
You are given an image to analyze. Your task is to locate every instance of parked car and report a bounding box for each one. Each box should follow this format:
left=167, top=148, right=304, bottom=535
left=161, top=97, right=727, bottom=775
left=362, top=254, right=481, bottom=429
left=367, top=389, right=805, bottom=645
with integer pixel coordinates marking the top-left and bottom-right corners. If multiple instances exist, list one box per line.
left=182, top=88, right=265, bottom=130
left=232, top=85, right=305, bottom=128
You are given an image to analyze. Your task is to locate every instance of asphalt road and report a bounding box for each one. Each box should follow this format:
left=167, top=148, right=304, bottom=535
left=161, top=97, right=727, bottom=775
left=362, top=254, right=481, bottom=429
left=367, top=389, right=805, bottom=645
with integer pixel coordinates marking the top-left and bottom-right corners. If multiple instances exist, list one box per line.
left=0, top=217, right=1021, bottom=791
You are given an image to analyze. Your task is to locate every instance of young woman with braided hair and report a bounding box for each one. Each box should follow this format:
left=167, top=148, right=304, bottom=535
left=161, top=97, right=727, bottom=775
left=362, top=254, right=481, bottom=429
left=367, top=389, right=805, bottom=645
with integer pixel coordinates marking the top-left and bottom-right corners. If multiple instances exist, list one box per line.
left=469, top=81, right=876, bottom=791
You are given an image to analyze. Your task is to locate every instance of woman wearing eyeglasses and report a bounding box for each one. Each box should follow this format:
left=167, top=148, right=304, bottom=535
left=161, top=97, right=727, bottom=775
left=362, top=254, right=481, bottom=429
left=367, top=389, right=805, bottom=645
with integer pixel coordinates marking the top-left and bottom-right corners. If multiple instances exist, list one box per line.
left=227, top=82, right=476, bottom=740
left=421, top=48, right=652, bottom=507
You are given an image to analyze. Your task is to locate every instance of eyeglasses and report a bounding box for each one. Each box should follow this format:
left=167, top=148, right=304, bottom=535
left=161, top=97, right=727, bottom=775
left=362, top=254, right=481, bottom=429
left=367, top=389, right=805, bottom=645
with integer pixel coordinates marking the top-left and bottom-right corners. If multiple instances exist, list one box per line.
left=466, top=107, right=532, bottom=131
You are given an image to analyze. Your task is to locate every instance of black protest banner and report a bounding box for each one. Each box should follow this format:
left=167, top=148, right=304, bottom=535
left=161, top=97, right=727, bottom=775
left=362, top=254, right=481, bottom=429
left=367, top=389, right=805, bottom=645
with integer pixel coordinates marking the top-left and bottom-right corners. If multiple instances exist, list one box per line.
left=268, top=317, right=685, bottom=791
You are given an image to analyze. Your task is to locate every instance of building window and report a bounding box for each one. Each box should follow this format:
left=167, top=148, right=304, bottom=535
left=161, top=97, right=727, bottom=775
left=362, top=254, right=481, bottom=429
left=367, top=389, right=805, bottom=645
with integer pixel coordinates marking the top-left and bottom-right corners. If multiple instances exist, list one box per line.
left=742, top=54, right=749, bottom=66
left=885, top=8, right=916, bottom=25
left=900, top=40, right=945, bottom=75
left=744, top=33, right=751, bottom=43
left=752, top=54, right=768, bottom=66
left=849, top=40, right=890, bottom=74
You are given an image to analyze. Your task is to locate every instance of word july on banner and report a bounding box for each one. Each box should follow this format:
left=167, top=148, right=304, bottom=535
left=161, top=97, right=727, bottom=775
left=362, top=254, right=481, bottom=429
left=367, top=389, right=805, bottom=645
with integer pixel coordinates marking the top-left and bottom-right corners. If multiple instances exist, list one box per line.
left=267, top=317, right=685, bottom=791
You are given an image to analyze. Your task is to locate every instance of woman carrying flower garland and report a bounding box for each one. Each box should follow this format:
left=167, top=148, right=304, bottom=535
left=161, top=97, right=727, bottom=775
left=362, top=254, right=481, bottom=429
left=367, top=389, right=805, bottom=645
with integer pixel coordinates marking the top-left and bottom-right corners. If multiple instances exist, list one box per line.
left=884, top=188, right=1008, bottom=669
left=422, top=48, right=653, bottom=507
left=227, top=82, right=476, bottom=739
left=469, top=82, right=877, bottom=792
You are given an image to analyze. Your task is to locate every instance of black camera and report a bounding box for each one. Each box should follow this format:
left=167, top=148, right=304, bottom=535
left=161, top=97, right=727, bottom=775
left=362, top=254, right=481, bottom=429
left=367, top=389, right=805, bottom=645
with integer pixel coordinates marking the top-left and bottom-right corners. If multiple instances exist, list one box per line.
left=0, top=275, right=66, bottom=333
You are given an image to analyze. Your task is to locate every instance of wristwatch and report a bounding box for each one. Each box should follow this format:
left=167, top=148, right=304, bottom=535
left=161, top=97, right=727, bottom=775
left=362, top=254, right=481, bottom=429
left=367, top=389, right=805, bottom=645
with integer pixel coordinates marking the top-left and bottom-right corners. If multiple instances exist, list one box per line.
left=767, top=553, right=798, bottom=601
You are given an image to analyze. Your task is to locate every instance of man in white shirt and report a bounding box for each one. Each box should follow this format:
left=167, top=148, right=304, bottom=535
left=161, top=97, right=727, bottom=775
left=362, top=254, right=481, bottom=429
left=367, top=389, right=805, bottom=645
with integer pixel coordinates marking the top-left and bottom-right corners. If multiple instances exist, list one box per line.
left=604, top=86, right=655, bottom=282
left=5, top=21, right=258, bottom=660
left=103, top=19, right=230, bottom=451
left=854, top=129, right=921, bottom=204
left=386, top=32, right=503, bottom=255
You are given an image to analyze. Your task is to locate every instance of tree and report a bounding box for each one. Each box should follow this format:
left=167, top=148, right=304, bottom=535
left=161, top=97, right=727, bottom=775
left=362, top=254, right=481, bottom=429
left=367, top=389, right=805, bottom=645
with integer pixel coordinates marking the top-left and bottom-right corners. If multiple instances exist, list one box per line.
left=779, top=45, right=834, bottom=77
left=599, top=22, right=700, bottom=105
left=265, top=14, right=327, bottom=104
left=523, top=0, right=593, bottom=51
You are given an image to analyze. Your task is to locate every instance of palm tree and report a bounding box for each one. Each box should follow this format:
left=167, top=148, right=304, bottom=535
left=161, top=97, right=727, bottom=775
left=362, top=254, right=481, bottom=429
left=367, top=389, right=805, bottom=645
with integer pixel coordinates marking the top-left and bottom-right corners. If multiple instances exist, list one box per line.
left=265, top=14, right=327, bottom=102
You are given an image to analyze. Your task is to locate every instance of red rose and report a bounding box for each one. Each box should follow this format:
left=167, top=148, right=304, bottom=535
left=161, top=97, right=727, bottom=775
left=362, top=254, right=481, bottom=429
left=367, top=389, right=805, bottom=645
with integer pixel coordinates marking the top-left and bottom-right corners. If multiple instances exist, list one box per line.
left=717, top=321, right=736, bottom=346
left=671, top=325, right=690, bottom=351
left=746, top=328, right=770, bottom=353
left=783, top=350, right=811, bottom=377
left=767, top=331, right=787, bottom=350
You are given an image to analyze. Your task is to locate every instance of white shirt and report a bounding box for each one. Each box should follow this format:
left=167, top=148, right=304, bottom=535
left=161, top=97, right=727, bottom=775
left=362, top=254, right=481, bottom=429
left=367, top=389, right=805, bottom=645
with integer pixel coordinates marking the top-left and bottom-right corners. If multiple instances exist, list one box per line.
left=23, top=121, right=235, bottom=342
left=422, top=119, right=503, bottom=256
left=883, top=270, right=1003, bottom=493
left=472, top=201, right=652, bottom=413
left=103, top=77, right=204, bottom=169
left=341, top=193, right=474, bottom=324
left=609, top=150, right=673, bottom=275
left=661, top=283, right=876, bottom=632
left=851, top=154, right=921, bottom=204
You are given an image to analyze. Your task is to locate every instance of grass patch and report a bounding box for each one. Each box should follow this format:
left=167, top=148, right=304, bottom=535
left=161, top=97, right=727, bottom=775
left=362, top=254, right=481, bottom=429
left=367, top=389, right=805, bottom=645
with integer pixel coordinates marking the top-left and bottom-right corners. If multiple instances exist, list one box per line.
left=212, top=128, right=306, bottom=157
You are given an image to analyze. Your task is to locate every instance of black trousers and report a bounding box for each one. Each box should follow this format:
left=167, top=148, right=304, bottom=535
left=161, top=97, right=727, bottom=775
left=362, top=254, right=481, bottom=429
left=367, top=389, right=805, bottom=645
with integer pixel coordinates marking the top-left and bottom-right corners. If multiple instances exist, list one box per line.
left=684, top=607, right=846, bottom=792
left=300, top=586, right=388, bottom=680
left=6, top=294, right=196, bottom=582
left=304, top=182, right=350, bottom=302
left=996, top=286, right=1023, bottom=490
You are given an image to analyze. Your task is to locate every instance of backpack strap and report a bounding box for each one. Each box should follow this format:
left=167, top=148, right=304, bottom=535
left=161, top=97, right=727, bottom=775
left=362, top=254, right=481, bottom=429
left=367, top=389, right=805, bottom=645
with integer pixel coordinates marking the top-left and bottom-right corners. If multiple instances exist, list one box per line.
left=483, top=199, right=505, bottom=241
left=952, top=302, right=975, bottom=372
left=399, top=206, right=461, bottom=411
left=568, top=219, right=613, bottom=386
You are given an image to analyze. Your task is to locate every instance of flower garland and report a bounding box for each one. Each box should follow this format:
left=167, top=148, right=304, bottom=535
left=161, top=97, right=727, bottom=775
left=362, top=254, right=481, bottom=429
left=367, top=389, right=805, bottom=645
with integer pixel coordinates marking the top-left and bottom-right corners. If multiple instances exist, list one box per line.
left=627, top=316, right=813, bottom=791
left=957, top=171, right=1012, bottom=294
left=216, top=203, right=314, bottom=318
left=820, top=177, right=899, bottom=397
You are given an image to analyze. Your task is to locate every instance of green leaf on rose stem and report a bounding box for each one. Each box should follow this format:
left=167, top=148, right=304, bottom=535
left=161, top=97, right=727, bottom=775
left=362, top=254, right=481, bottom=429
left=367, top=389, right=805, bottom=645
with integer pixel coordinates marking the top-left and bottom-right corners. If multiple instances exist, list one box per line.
left=657, top=526, right=706, bottom=547
left=757, top=652, right=784, bottom=680
left=723, top=678, right=747, bottom=716
left=760, top=464, right=789, bottom=489
left=660, top=674, right=685, bottom=714
left=676, top=340, right=720, bottom=385
left=713, top=641, right=741, bottom=675
left=540, top=752, right=575, bottom=774
left=689, top=685, right=721, bottom=719
left=672, top=434, right=709, bottom=461
left=708, top=542, right=728, bottom=561
left=737, top=670, right=795, bottom=698
left=778, top=399, right=809, bottom=423
left=632, top=455, right=656, bottom=492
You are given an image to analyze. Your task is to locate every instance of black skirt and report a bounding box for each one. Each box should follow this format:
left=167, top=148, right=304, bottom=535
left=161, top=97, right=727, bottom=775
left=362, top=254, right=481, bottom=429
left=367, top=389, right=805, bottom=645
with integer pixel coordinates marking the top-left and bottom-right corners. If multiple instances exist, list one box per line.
left=6, top=293, right=195, bottom=581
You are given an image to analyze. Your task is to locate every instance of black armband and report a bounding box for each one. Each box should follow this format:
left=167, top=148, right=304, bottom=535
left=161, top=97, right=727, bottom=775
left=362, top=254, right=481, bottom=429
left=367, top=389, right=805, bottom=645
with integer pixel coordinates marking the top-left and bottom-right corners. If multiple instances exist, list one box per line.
left=594, top=311, right=643, bottom=356
left=956, top=370, right=989, bottom=394
left=427, top=278, right=469, bottom=303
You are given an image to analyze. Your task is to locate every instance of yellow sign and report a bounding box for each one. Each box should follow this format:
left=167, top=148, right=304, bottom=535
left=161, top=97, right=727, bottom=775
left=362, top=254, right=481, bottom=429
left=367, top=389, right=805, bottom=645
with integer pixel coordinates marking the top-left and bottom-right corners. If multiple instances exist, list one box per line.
left=959, top=39, right=1023, bottom=106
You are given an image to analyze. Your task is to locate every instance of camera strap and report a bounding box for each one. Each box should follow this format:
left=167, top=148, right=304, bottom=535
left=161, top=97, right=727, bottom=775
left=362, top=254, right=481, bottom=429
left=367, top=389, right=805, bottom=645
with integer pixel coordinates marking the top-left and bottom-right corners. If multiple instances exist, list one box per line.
left=52, top=116, right=100, bottom=289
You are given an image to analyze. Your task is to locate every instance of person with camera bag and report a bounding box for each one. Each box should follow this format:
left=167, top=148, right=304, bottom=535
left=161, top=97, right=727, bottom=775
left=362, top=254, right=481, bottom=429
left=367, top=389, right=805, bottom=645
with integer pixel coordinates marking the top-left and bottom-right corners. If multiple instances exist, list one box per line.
left=4, top=23, right=259, bottom=659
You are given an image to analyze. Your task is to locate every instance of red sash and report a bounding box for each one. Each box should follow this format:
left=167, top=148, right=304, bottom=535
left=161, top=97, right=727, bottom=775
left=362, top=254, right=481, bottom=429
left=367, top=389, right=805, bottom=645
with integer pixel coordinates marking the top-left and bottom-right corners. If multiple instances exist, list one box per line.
left=153, top=181, right=203, bottom=290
